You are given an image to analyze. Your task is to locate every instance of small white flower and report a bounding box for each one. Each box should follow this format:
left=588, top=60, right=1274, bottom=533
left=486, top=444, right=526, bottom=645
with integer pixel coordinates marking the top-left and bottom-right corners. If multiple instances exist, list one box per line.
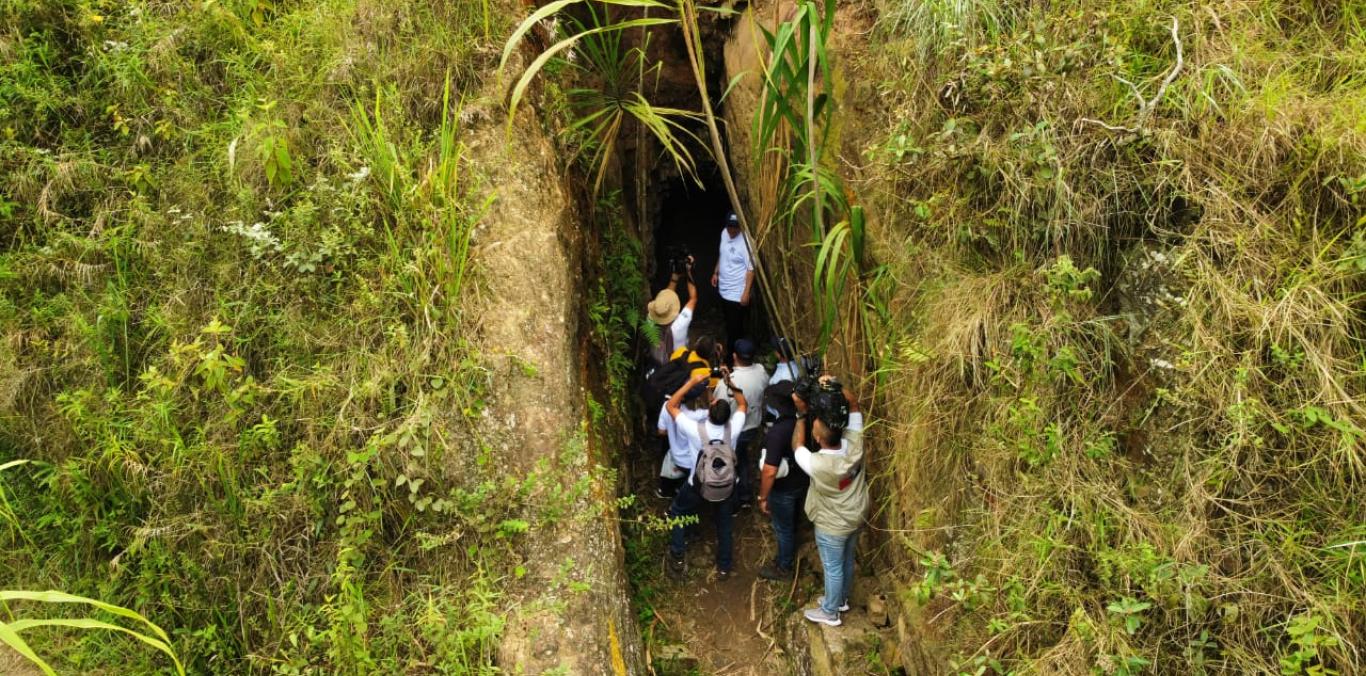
left=1150, top=358, right=1175, bottom=370
left=347, top=166, right=371, bottom=182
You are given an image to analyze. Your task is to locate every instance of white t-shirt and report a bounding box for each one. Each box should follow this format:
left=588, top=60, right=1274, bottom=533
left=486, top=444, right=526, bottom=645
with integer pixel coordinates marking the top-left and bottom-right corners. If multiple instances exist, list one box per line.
left=769, top=361, right=796, bottom=385
left=714, top=363, right=769, bottom=432
left=794, top=412, right=865, bottom=471
left=669, top=307, right=693, bottom=352
left=659, top=403, right=708, bottom=471
left=717, top=230, right=754, bottom=302
left=675, top=409, right=746, bottom=480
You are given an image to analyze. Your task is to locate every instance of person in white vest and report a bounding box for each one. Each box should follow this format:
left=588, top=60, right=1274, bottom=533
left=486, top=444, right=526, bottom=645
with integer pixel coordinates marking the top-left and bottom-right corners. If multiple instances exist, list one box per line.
left=792, top=377, right=867, bottom=627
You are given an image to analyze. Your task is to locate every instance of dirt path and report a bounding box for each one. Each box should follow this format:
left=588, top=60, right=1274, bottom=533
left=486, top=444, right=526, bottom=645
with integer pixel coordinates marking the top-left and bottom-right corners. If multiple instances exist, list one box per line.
left=641, top=492, right=788, bottom=675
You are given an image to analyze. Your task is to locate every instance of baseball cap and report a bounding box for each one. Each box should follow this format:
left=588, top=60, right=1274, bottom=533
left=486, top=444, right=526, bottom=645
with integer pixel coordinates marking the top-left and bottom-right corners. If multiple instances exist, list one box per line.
left=725, top=213, right=739, bottom=227
left=773, top=336, right=794, bottom=360
left=733, top=338, right=756, bottom=359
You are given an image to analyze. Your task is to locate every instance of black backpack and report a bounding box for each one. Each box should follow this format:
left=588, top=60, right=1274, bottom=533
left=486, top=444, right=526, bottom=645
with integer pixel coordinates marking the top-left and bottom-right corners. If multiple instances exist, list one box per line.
left=642, top=349, right=701, bottom=407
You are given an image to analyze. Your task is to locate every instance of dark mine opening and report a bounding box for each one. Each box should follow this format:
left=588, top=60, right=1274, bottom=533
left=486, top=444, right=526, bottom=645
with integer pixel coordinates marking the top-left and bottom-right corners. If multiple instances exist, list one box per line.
left=650, top=164, right=773, bottom=356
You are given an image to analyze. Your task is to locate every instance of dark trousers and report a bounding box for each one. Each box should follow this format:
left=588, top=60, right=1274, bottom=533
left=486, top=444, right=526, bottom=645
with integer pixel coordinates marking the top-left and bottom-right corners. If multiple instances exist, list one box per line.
left=768, top=486, right=805, bottom=570
left=734, top=428, right=759, bottom=504
left=721, top=298, right=747, bottom=354
left=668, top=480, right=738, bottom=572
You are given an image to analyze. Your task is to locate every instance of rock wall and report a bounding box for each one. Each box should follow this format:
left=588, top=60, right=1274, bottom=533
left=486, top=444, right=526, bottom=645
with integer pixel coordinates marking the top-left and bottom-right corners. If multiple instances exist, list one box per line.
left=466, top=98, right=642, bottom=674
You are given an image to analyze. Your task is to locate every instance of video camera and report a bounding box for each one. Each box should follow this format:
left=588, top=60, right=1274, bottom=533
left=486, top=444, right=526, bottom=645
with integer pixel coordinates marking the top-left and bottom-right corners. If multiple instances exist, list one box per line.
left=795, top=370, right=849, bottom=431
left=664, top=244, right=692, bottom=276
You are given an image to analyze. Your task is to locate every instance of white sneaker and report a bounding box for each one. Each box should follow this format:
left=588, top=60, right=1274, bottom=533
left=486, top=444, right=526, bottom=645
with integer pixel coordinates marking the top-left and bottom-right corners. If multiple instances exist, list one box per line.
left=803, top=606, right=841, bottom=626
left=817, top=596, right=850, bottom=613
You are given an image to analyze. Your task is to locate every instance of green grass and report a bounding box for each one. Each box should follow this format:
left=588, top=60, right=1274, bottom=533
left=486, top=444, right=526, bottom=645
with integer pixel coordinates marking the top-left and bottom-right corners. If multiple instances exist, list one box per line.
left=0, top=0, right=549, bottom=672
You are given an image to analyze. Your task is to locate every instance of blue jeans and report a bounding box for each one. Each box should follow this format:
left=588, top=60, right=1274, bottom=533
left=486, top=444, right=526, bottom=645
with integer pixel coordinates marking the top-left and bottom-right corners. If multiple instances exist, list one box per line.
left=668, top=480, right=737, bottom=571
left=768, top=488, right=803, bottom=570
left=814, top=528, right=859, bottom=614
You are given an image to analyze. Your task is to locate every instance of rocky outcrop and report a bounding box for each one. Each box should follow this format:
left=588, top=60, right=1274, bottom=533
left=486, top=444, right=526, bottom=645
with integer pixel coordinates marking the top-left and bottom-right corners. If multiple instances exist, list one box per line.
left=466, top=93, right=642, bottom=674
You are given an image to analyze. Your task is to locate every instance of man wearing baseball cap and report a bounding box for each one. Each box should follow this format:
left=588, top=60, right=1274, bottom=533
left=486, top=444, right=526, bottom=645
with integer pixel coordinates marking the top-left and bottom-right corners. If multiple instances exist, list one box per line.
left=714, top=337, right=769, bottom=509
left=710, top=212, right=755, bottom=353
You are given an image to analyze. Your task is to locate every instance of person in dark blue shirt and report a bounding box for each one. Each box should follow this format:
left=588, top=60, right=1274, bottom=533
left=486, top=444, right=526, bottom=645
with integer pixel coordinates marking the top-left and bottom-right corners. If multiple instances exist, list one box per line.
left=756, top=380, right=810, bottom=580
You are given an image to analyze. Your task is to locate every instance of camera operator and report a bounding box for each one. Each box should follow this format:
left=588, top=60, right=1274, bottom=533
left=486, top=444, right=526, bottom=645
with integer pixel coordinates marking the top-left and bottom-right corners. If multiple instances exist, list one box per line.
left=647, top=253, right=698, bottom=366
left=792, top=376, right=866, bottom=627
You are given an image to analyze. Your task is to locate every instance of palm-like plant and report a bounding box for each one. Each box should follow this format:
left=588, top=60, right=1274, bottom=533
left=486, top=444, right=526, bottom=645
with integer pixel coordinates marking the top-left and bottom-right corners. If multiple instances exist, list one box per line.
left=500, top=0, right=705, bottom=194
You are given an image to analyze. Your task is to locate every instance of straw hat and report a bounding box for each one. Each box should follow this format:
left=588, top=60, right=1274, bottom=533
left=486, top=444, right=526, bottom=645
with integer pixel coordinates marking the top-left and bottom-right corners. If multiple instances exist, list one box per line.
left=647, top=289, right=681, bottom=325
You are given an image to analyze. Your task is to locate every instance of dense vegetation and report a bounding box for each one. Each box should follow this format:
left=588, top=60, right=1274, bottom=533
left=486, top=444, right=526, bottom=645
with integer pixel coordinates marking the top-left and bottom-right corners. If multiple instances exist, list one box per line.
left=0, top=0, right=582, bottom=672
left=3, top=0, right=1363, bottom=673
left=846, top=1, right=1365, bottom=673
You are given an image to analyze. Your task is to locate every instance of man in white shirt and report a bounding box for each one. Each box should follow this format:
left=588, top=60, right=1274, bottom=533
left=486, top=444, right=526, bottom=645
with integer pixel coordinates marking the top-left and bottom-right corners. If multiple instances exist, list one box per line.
left=713, top=338, right=769, bottom=508
left=665, top=370, right=748, bottom=580
left=791, top=379, right=866, bottom=627
left=646, top=257, right=698, bottom=366
left=769, top=337, right=797, bottom=386
left=710, top=213, right=754, bottom=354
left=655, top=383, right=709, bottom=498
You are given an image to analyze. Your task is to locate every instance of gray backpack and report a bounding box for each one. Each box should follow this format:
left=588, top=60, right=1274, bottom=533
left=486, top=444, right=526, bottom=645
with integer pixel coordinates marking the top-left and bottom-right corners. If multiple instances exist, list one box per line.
left=694, top=421, right=737, bottom=502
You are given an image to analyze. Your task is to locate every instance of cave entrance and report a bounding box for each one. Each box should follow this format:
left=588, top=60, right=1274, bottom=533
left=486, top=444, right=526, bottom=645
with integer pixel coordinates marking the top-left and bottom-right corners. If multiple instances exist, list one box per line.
left=650, top=164, right=772, bottom=357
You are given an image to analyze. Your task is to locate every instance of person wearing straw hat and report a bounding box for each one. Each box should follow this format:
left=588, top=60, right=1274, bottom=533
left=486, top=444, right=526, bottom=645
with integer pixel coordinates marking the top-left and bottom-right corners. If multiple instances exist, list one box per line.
left=647, top=256, right=697, bottom=366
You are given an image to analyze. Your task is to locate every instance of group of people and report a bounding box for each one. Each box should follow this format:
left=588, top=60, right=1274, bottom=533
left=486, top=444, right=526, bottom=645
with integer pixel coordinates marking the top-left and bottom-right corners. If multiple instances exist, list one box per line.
left=642, top=212, right=868, bottom=628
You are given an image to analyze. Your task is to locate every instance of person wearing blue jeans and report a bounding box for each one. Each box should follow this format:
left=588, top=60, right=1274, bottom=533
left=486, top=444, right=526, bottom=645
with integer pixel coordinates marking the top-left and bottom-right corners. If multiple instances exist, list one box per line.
left=792, top=377, right=867, bottom=627
left=764, top=486, right=803, bottom=571
left=758, top=380, right=810, bottom=580
left=813, top=529, right=859, bottom=614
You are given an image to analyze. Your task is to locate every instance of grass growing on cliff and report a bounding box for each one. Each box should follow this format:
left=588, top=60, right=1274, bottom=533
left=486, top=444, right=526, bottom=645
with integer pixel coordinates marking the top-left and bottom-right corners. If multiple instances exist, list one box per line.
left=0, top=0, right=573, bottom=672
left=853, top=0, right=1365, bottom=673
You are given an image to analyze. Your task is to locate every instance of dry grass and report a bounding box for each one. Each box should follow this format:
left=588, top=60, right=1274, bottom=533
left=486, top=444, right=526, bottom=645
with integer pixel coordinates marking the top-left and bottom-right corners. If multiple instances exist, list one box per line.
left=838, top=0, right=1366, bottom=672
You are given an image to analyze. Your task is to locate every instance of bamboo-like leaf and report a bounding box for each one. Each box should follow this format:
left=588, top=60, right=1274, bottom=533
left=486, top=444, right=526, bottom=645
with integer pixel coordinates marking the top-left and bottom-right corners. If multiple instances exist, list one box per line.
left=501, top=0, right=586, bottom=74
left=0, top=621, right=56, bottom=676
left=718, top=71, right=748, bottom=105
left=0, top=459, right=30, bottom=472
left=0, top=591, right=172, bottom=644
left=814, top=221, right=850, bottom=295
left=6, top=618, right=184, bottom=675
left=849, top=204, right=866, bottom=263
left=505, top=18, right=676, bottom=131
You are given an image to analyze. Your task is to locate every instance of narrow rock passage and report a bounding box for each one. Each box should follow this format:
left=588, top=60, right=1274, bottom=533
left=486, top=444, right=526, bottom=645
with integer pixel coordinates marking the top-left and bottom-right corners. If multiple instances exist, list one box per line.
left=634, top=176, right=788, bottom=674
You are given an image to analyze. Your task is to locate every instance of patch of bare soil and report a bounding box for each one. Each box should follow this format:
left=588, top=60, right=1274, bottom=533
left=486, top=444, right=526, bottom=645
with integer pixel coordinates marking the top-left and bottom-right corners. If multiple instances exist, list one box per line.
left=649, top=503, right=791, bottom=675
left=0, top=646, right=43, bottom=676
